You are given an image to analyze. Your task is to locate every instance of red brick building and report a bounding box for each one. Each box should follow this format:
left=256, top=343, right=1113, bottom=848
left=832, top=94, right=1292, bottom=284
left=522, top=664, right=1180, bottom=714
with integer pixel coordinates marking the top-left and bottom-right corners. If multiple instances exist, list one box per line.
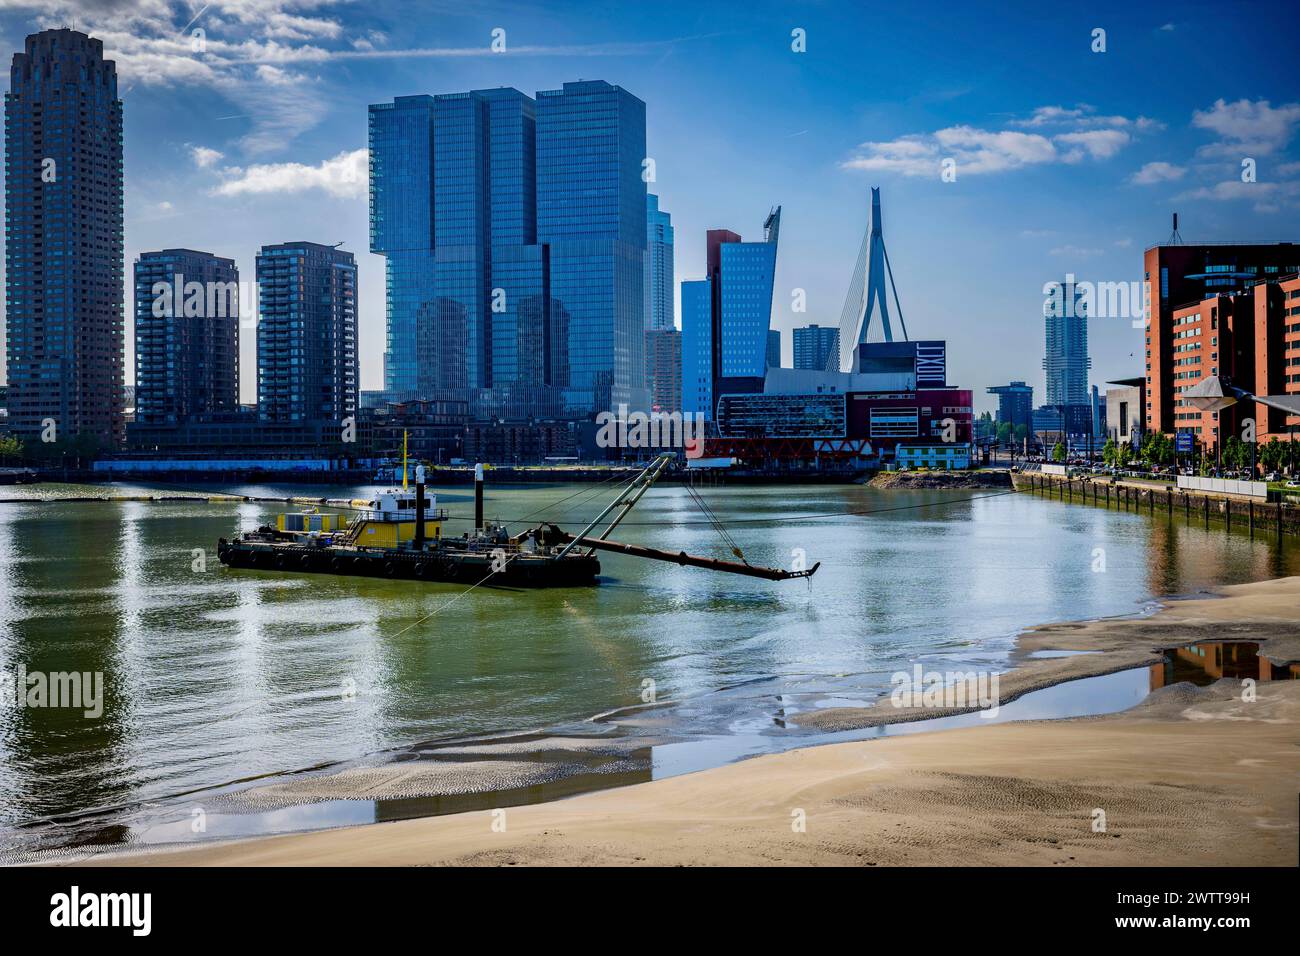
left=1143, top=242, right=1300, bottom=454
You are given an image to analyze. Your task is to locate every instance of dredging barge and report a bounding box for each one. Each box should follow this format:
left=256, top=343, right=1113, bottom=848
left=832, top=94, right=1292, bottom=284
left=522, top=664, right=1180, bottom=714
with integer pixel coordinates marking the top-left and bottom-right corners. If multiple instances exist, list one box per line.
left=217, top=454, right=819, bottom=589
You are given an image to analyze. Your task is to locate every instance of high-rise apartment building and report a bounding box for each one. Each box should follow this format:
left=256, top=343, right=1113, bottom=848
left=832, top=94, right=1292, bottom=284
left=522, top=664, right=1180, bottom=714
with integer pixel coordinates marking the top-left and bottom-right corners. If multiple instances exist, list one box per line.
left=1042, top=276, right=1094, bottom=438
left=793, top=324, right=840, bottom=370
left=645, top=193, right=674, bottom=331
left=133, top=250, right=239, bottom=426
left=255, top=242, right=357, bottom=424
left=4, top=29, right=124, bottom=446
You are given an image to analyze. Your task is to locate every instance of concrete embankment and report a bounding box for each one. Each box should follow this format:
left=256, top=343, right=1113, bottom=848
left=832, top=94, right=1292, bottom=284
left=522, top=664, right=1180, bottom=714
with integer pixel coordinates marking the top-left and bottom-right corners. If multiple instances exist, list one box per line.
left=1014, top=470, right=1300, bottom=537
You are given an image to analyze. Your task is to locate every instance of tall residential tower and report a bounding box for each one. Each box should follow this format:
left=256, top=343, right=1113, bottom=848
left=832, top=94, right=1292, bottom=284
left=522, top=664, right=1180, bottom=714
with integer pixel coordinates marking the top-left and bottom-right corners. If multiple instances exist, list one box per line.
left=133, top=250, right=239, bottom=426
left=256, top=242, right=357, bottom=424
left=4, top=29, right=124, bottom=446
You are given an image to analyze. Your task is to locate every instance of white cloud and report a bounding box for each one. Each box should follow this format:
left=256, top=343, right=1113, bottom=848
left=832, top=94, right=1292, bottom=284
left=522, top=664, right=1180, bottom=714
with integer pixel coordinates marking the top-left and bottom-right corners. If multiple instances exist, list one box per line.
left=1012, top=104, right=1162, bottom=131
left=1056, top=129, right=1130, bottom=161
left=843, top=105, right=1151, bottom=177
left=189, top=145, right=225, bottom=168
left=1049, top=245, right=1105, bottom=257
left=1192, top=98, right=1300, bottom=157
left=212, top=148, right=368, bottom=199
left=1131, top=161, right=1187, bottom=184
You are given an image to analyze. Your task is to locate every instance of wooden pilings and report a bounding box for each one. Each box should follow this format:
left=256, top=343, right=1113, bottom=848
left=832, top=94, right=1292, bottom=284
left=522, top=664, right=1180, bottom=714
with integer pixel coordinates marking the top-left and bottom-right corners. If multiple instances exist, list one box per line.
left=1012, top=471, right=1296, bottom=538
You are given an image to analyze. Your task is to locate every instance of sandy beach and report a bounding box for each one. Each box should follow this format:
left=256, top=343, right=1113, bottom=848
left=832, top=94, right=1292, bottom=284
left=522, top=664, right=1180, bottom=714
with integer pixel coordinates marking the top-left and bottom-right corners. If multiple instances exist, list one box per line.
left=82, top=577, right=1300, bottom=867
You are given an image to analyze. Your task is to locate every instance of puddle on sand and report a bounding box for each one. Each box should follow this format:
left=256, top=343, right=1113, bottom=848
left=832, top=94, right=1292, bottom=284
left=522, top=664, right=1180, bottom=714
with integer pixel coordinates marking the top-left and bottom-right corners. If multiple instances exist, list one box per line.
left=1150, top=641, right=1299, bottom=689
left=21, top=642, right=1299, bottom=863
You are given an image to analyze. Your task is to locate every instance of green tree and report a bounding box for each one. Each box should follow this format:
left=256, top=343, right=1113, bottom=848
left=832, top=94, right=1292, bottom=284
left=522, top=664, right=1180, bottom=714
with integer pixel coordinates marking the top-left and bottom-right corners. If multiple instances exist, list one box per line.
left=1260, top=437, right=1285, bottom=474
left=1102, top=438, right=1118, bottom=467
left=1222, top=435, right=1245, bottom=472
left=0, top=433, right=23, bottom=464
left=1052, top=441, right=1066, bottom=462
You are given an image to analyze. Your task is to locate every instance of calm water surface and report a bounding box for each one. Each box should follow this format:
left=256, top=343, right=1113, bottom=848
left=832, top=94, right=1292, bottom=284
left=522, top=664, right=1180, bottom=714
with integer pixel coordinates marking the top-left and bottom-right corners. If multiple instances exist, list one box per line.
left=0, top=480, right=1294, bottom=850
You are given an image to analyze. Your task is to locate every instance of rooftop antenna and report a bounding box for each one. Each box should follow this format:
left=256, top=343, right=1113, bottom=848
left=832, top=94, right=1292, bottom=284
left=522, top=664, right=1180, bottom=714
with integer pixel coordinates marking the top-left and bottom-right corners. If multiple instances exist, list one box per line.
left=1167, top=212, right=1183, bottom=245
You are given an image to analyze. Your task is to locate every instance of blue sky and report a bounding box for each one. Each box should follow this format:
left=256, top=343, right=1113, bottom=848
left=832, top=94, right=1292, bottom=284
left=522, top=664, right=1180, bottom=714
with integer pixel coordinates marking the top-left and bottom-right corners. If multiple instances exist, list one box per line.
left=2, top=0, right=1298, bottom=411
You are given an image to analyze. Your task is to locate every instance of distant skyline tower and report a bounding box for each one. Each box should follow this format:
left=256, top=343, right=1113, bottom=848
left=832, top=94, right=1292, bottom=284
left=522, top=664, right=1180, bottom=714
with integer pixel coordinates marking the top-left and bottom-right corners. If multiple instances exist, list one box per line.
left=1042, top=276, right=1091, bottom=408
left=645, top=193, right=674, bottom=331
left=256, top=242, right=357, bottom=423
left=133, top=250, right=240, bottom=426
left=987, top=380, right=1034, bottom=435
left=5, top=29, right=125, bottom=446
left=681, top=278, right=713, bottom=419
left=793, top=324, right=839, bottom=370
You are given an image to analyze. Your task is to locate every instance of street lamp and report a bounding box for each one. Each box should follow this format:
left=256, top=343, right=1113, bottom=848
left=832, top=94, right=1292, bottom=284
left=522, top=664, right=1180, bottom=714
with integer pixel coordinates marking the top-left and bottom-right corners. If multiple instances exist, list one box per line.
left=1186, top=375, right=1300, bottom=478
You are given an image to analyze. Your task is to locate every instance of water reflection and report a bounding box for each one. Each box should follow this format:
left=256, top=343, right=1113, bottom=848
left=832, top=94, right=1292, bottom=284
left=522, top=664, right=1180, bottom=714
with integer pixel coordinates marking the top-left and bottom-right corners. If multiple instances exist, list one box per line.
left=1150, top=641, right=1300, bottom=689
left=0, top=483, right=1297, bottom=853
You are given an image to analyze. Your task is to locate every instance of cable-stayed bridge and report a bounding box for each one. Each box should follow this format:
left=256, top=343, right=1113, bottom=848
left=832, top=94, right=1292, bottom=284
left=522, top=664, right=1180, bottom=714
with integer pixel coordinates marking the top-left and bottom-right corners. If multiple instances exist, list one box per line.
left=826, top=186, right=910, bottom=372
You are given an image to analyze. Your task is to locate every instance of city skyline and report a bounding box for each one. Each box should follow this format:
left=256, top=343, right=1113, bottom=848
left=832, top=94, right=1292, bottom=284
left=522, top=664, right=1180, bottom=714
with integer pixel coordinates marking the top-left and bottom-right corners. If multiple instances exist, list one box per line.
left=0, top=1, right=1297, bottom=416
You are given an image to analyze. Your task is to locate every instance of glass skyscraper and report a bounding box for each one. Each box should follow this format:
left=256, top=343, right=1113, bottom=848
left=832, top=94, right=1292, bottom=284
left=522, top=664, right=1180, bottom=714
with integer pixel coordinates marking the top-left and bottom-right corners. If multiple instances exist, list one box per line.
left=5, top=29, right=124, bottom=446
left=645, top=193, right=674, bottom=331
left=537, top=80, right=648, bottom=415
left=681, top=279, right=713, bottom=419
left=680, top=210, right=781, bottom=419
left=256, top=242, right=357, bottom=423
left=717, top=208, right=780, bottom=391
left=369, top=80, right=648, bottom=419
left=133, top=250, right=240, bottom=426
left=368, top=95, right=435, bottom=398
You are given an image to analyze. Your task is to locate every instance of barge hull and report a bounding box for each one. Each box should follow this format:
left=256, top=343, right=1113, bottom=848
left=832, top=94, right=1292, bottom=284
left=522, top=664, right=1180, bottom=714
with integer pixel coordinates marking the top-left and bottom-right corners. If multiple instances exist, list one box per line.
left=216, top=539, right=600, bottom=588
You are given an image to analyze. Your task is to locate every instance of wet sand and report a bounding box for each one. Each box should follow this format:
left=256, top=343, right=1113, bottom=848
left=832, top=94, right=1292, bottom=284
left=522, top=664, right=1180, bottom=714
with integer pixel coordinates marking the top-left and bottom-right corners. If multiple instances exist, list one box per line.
left=79, top=576, right=1300, bottom=867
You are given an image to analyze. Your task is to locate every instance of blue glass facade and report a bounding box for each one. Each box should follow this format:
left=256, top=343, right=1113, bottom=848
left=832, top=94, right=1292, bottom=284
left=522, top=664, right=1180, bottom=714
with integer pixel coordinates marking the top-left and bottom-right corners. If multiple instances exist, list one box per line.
left=537, top=80, right=648, bottom=415
left=369, top=95, right=435, bottom=397
left=369, top=80, right=647, bottom=418
left=645, top=193, right=674, bottom=331
left=681, top=279, right=713, bottom=419
left=718, top=239, right=778, bottom=380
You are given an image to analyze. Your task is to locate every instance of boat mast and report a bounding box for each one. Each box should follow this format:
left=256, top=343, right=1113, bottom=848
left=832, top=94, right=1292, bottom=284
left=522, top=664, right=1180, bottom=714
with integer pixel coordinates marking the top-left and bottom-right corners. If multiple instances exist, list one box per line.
left=555, top=454, right=673, bottom=559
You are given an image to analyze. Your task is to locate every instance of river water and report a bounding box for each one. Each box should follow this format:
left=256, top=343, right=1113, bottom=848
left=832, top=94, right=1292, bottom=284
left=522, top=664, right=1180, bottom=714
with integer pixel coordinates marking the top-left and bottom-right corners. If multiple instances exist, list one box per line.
left=0, top=479, right=1293, bottom=854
